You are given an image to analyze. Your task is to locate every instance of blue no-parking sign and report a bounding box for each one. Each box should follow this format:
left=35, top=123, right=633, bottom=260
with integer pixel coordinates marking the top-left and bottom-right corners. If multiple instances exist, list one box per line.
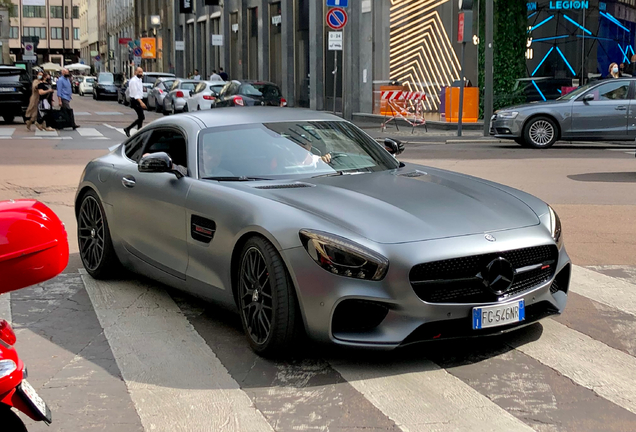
left=327, top=0, right=348, bottom=7
left=133, top=47, right=143, bottom=57
left=326, top=7, right=348, bottom=30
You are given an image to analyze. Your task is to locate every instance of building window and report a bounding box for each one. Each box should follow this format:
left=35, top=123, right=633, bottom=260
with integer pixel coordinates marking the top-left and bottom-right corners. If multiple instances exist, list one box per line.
left=9, top=27, right=19, bottom=40
left=9, top=4, right=18, bottom=17
left=73, top=28, right=79, bottom=40
left=50, top=6, right=63, bottom=18
left=23, top=27, right=47, bottom=39
left=23, top=6, right=46, bottom=18
left=51, top=27, right=63, bottom=40
left=73, top=6, right=79, bottom=19
left=65, top=27, right=70, bottom=40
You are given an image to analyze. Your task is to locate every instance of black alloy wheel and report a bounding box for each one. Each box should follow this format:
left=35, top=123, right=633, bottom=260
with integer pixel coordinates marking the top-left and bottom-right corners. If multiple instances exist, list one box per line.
left=77, top=190, right=121, bottom=279
left=240, top=246, right=274, bottom=345
left=237, top=237, right=301, bottom=356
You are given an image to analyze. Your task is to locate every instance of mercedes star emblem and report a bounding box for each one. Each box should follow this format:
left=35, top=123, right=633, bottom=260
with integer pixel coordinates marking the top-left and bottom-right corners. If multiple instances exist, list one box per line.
left=485, top=234, right=496, bottom=242
left=481, top=257, right=515, bottom=295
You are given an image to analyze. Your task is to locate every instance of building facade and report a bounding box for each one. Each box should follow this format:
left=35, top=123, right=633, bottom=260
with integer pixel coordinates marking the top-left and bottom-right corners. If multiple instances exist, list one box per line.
left=79, top=0, right=99, bottom=70
left=8, top=0, right=81, bottom=65
left=106, top=0, right=134, bottom=75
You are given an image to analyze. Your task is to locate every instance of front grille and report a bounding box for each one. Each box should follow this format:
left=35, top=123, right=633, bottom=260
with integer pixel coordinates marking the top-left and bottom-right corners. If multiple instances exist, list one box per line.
left=410, top=245, right=558, bottom=304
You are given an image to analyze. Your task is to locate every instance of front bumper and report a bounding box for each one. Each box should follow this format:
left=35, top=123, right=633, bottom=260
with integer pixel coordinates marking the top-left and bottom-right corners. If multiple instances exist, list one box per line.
left=491, top=115, right=524, bottom=138
left=283, top=224, right=570, bottom=348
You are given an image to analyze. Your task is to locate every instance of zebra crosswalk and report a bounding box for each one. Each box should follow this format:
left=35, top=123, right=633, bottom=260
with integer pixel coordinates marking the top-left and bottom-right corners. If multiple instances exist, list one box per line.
left=4, top=264, right=636, bottom=432
left=0, top=124, right=128, bottom=142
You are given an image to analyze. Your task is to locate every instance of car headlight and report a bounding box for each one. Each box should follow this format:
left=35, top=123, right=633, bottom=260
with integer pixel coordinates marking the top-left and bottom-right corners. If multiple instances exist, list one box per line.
left=0, top=359, right=17, bottom=379
left=548, top=206, right=563, bottom=247
left=299, top=229, right=389, bottom=281
left=497, top=111, right=519, bottom=119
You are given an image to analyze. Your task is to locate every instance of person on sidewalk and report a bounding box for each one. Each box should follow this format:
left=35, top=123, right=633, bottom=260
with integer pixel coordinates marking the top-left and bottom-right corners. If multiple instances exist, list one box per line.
left=219, top=67, right=228, bottom=81
left=193, top=69, right=201, bottom=81
left=25, top=72, right=42, bottom=131
left=124, top=67, right=146, bottom=137
left=37, top=73, right=56, bottom=131
left=209, top=70, right=222, bottom=81
left=56, top=68, right=80, bottom=130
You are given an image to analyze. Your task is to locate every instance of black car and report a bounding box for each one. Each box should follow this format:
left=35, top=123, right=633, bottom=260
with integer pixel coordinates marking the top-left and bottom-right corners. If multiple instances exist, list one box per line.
left=0, top=67, right=32, bottom=123
left=214, top=80, right=286, bottom=108
left=93, top=72, right=119, bottom=100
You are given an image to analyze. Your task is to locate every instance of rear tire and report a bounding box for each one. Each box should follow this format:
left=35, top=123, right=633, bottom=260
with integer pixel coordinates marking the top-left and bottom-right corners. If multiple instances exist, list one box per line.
left=523, top=116, right=558, bottom=149
left=77, top=190, right=122, bottom=279
left=0, top=404, right=28, bottom=432
left=237, top=236, right=302, bottom=357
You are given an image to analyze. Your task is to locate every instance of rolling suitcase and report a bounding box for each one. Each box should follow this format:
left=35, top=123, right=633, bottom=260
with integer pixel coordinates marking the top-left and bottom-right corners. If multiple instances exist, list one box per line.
left=48, top=109, right=73, bottom=130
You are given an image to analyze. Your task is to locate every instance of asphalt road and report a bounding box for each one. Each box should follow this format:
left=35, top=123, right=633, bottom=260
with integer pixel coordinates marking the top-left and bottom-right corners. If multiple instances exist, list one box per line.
left=1, top=96, right=636, bottom=431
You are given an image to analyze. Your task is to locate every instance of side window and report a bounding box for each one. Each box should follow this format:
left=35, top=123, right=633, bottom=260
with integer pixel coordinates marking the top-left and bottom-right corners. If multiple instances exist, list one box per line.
left=583, top=82, right=630, bottom=101
left=124, top=132, right=150, bottom=162
left=144, top=129, right=188, bottom=170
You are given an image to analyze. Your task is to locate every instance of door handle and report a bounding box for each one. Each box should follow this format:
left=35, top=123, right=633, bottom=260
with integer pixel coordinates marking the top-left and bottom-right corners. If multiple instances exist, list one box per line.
left=121, top=176, right=136, bottom=188
left=616, top=106, right=627, bottom=111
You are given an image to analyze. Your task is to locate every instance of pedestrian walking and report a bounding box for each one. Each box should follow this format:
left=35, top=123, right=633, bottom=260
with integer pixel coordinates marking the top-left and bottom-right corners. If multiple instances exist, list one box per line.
left=56, top=68, right=80, bottom=130
left=193, top=69, right=201, bottom=81
left=37, top=73, right=55, bottom=131
left=209, top=70, right=222, bottom=81
left=25, top=72, right=42, bottom=131
left=123, top=67, right=147, bottom=137
left=219, top=67, right=228, bottom=81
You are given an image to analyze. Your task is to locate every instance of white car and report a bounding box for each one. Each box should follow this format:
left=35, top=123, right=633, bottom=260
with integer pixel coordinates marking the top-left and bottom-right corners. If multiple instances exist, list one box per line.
left=185, top=81, right=226, bottom=111
left=78, top=77, right=95, bottom=96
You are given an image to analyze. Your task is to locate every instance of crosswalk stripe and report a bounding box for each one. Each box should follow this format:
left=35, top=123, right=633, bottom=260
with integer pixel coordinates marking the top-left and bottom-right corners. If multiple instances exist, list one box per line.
left=103, top=123, right=127, bottom=135
left=76, top=127, right=103, bottom=137
left=0, top=128, right=15, bottom=136
left=511, top=318, right=636, bottom=415
left=80, top=271, right=274, bottom=432
left=329, top=358, right=535, bottom=431
left=571, top=265, right=636, bottom=317
left=35, top=129, right=59, bottom=137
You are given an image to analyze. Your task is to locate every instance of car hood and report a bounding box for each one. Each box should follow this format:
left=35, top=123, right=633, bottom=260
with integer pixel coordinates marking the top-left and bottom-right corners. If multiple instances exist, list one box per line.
left=253, top=166, right=541, bottom=244
left=498, top=99, right=569, bottom=112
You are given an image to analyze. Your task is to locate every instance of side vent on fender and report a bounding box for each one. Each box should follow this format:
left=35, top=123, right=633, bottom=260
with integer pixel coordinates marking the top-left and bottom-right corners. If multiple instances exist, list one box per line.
left=191, top=215, right=216, bottom=244
left=397, top=170, right=427, bottom=178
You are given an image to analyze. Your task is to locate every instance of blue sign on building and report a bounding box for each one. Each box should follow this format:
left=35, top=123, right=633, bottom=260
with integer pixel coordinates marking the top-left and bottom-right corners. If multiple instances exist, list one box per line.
left=327, top=0, right=348, bottom=7
left=549, top=1, right=589, bottom=10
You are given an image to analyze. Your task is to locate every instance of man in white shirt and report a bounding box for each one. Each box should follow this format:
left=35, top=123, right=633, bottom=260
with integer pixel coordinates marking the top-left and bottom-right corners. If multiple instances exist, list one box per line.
left=193, top=69, right=201, bottom=81
left=209, top=70, right=222, bottom=81
left=124, top=67, right=147, bottom=137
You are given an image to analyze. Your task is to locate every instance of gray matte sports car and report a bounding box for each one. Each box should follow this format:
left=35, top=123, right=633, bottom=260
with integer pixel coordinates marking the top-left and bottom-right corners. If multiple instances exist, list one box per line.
left=75, top=108, right=571, bottom=356
left=491, top=78, right=636, bottom=148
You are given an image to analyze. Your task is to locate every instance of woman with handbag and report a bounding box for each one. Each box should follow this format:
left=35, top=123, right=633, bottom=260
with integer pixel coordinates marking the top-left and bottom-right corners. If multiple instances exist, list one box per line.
left=37, top=72, right=55, bottom=132
left=25, top=72, right=42, bottom=131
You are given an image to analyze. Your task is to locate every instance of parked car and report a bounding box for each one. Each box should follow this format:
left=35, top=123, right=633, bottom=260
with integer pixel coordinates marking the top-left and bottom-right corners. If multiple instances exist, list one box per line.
left=491, top=78, right=636, bottom=148
left=93, top=72, right=119, bottom=100
left=141, top=72, right=175, bottom=102
left=74, top=108, right=570, bottom=356
left=147, top=77, right=177, bottom=112
left=214, top=80, right=286, bottom=108
left=162, top=79, right=198, bottom=115
left=78, top=76, right=95, bottom=96
left=185, top=81, right=226, bottom=112
left=0, top=66, right=32, bottom=124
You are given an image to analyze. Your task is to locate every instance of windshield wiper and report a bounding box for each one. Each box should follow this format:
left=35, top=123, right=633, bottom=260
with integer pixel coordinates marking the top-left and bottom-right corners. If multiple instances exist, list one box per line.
left=312, top=169, right=371, bottom=178
left=202, top=176, right=272, bottom=181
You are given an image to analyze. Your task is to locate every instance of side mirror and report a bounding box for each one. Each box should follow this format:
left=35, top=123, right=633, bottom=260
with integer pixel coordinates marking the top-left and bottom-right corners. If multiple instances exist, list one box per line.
left=0, top=200, right=69, bottom=294
left=582, top=93, right=595, bottom=102
left=138, top=152, right=182, bottom=177
left=384, top=138, right=405, bottom=155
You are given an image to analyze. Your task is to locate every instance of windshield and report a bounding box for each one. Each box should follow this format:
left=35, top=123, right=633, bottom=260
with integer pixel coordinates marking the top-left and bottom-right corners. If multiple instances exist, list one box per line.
left=240, top=83, right=281, bottom=98
left=85, top=78, right=95, bottom=83
left=98, top=73, right=114, bottom=83
left=198, top=121, right=399, bottom=180
left=557, top=83, right=593, bottom=101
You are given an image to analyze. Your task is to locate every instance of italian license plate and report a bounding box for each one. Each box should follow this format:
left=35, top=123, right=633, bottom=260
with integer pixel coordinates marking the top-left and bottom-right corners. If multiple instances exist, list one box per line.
left=472, top=300, right=525, bottom=330
left=19, top=379, right=52, bottom=423
left=0, top=87, right=15, bottom=92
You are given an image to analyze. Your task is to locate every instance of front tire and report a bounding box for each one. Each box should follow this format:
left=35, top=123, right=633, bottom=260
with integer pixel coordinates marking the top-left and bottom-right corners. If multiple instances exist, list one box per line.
left=237, top=237, right=301, bottom=357
left=77, top=190, right=121, bottom=279
left=523, top=116, right=558, bottom=148
left=3, top=116, right=14, bottom=124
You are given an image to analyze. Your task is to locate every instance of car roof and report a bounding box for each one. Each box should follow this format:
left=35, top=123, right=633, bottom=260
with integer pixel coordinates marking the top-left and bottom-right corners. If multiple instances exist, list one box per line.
left=0, top=66, right=25, bottom=72
left=158, top=107, right=344, bottom=129
left=145, top=72, right=174, bottom=76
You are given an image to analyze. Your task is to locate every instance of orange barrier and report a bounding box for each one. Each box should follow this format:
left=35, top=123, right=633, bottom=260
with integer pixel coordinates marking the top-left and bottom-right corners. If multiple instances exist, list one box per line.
left=380, top=90, right=427, bottom=133
left=444, top=87, right=479, bottom=122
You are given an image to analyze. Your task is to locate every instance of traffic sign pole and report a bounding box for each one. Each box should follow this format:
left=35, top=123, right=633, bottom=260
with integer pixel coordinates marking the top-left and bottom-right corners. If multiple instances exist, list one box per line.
left=326, top=8, right=348, bottom=114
